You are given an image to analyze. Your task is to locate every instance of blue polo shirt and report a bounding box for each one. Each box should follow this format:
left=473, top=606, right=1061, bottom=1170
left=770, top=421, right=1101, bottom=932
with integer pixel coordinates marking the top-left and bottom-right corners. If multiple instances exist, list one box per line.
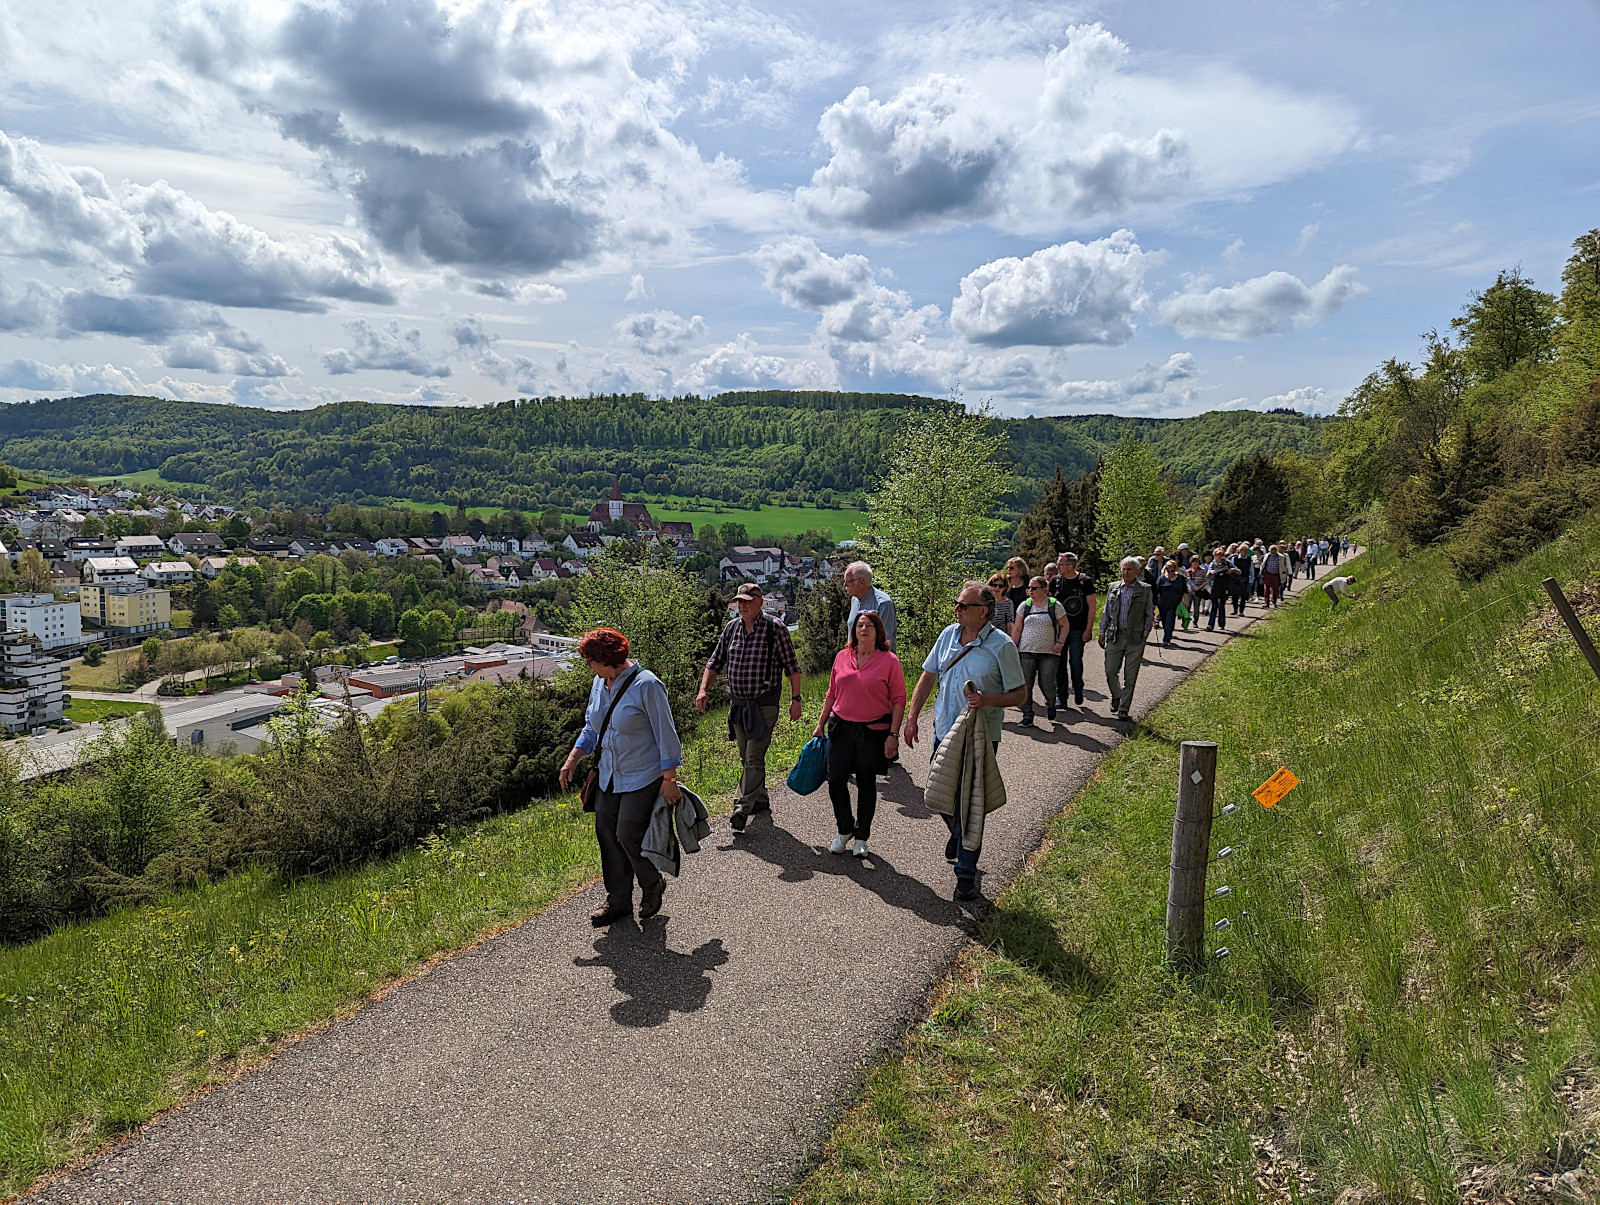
left=921, top=622, right=1024, bottom=745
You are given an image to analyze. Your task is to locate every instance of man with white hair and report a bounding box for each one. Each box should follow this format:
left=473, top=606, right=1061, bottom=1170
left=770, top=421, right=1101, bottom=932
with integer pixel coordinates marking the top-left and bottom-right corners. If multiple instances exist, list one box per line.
left=843, top=560, right=896, bottom=651
left=1098, top=555, right=1156, bottom=721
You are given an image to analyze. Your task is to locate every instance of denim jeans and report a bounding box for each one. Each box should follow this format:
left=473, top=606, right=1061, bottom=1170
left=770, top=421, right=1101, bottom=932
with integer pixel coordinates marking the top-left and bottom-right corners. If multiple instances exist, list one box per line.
left=1058, top=628, right=1087, bottom=705
left=931, top=737, right=999, bottom=881
left=1207, top=591, right=1228, bottom=629
left=1018, top=651, right=1058, bottom=720
left=1157, top=604, right=1178, bottom=643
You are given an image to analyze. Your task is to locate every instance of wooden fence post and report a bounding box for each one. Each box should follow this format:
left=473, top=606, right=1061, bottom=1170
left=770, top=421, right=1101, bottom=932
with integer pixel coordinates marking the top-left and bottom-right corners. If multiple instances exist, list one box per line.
left=1166, top=740, right=1218, bottom=969
left=1542, top=578, right=1600, bottom=683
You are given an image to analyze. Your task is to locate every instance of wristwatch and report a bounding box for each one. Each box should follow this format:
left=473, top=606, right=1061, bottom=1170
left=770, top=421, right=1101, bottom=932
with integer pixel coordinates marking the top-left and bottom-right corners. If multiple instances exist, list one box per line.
left=791, top=695, right=803, bottom=702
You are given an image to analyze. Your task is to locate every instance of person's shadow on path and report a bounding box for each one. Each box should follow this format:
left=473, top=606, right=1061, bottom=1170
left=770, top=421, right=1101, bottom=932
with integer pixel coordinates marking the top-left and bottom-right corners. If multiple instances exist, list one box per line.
left=726, top=820, right=973, bottom=929
left=880, top=763, right=930, bottom=819
left=574, top=919, right=729, bottom=1028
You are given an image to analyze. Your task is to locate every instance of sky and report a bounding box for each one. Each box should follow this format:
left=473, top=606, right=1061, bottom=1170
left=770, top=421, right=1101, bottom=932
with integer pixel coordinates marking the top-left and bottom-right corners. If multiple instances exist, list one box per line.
left=0, top=0, right=1597, bottom=418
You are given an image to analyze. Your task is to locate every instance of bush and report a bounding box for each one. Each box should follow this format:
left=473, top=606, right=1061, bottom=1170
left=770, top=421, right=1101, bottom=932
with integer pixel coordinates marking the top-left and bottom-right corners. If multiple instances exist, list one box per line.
left=82, top=643, right=104, bottom=667
left=1445, top=467, right=1600, bottom=581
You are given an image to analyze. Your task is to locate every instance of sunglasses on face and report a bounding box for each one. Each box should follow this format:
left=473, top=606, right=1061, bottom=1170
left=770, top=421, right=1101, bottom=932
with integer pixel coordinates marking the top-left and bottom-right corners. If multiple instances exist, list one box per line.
left=955, top=601, right=986, bottom=611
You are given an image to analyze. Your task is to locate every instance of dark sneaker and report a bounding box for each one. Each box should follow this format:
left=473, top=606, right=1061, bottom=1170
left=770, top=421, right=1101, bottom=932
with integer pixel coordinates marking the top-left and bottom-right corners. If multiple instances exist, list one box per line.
left=638, top=881, right=664, bottom=921
left=1046, top=708, right=1057, bottom=721
left=591, top=904, right=630, bottom=927
left=729, top=808, right=748, bottom=832
left=945, top=833, right=958, bottom=862
left=1019, top=715, right=1034, bottom=727
left=750, top=801, right=772, bottom=814
left=954, top=879, right=981, bottom=902
left=1117, top=710, right=1131, bottom=721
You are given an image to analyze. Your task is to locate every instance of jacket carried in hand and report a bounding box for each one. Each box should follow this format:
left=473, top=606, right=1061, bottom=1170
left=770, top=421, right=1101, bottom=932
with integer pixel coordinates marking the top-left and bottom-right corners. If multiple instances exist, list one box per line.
left=1099, top=578, right=1155, bottom=644
left=923, top=705, right=1007, bottom=854
left=641, top=784, right=713, bottom=878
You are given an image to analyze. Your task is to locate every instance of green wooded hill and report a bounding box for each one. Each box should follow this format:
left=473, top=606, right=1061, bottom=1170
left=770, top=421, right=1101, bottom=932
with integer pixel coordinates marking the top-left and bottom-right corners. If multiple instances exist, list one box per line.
left=0, top=392, right=1326, bottom=512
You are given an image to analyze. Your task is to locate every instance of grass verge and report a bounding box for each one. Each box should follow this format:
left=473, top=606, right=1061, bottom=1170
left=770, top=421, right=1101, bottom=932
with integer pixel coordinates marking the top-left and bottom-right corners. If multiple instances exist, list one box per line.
left=795, top=536, right=1600, bottom=1204
left=63, top=699, right=154, bottom=724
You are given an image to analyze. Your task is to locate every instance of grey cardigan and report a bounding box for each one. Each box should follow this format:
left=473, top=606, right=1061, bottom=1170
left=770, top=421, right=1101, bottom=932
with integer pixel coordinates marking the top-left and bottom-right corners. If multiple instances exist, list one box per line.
left=642, top=785, right=712, bottom=878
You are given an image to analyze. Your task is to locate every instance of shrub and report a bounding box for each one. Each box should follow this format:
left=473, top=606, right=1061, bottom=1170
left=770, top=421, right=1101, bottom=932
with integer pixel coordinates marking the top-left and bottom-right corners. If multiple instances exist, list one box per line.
left=1446, top=467, right=1600, bottom=581
left=82, top=643, right=104, bottom=667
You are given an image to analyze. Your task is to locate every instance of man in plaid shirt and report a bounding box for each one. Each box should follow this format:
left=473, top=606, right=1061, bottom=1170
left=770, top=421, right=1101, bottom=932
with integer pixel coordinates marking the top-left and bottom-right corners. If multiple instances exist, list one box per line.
left=697, top=582, right=803, bottom=831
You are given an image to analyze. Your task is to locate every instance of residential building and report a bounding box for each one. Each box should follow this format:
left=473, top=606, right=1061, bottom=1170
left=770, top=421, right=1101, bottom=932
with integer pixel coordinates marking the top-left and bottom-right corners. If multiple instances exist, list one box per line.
left=563, top=532, right=606, bottom=559
left=198, top=555, right=257, bottom=579
left=168, top=532, right=225, bottom=557
left=374, top=538, right=409, bottom=557
left=475, top=533, right=522, bottom=554
left=81, top=556, right=140, bottom=585
left=246, top=536, right=293, bottom=558
left=0, top=593, right=82, bottom=650
left=80, top=582, right=171, bottom=634
left=64, top=536, right=118, bottom=563
left=114, top=534, right=168, bottom=560
left=334, top=538, right=378, bottom=557
left=520, top=534, right=554, bottom=554
left=9, top=538, right=65, bottom=564
left=0, top=631, right=65, bottom=731
left=140, top=560, right=195, bottom=586
left=524, top=557, right=561, bottom=582
left=288, top=537, right=335, bottom=557
left=585, top=480, right=656, bottom=532
left=440, top=534, right=478, bottom=558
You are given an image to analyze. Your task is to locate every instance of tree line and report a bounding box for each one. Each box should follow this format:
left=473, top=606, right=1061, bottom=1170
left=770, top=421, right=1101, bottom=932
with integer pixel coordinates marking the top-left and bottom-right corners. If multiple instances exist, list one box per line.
left=0, top=392, right=1327, bottom=515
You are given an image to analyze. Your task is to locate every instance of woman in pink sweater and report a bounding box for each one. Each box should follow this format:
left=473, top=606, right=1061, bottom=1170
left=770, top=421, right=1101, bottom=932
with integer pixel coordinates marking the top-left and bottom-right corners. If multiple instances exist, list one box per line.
left=813, top=610, right=906, bottom=859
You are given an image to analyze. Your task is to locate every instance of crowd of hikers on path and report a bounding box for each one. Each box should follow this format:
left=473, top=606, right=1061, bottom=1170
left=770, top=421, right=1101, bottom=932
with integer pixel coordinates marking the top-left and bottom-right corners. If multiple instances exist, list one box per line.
left=558, top=536, right=1356, bottom=923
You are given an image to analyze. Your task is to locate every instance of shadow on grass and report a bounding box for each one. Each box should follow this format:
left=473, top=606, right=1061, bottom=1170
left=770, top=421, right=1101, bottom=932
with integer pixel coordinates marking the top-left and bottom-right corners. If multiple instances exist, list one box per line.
left=986, top=904, right=1109, bottom=995
left=574, top=918, right=730, bottom=1028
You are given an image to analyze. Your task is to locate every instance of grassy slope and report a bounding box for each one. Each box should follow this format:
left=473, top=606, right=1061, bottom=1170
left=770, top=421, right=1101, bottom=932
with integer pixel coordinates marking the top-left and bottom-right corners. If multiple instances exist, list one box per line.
left=796, top=532, right=1600, bottom=1204
left=0, top=661, right=903, bottom=1194
left=63, top=699, right=154, bottom=724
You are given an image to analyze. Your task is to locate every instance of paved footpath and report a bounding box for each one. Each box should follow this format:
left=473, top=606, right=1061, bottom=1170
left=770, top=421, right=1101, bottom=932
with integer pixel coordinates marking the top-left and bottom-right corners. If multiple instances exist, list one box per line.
left=28, top=593, right=1297, bottom=1204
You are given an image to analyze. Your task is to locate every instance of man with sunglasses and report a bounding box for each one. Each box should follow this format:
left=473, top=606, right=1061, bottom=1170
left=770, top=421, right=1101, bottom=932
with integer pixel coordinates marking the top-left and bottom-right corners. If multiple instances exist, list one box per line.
left=904, top=581, right=1025, bottom=900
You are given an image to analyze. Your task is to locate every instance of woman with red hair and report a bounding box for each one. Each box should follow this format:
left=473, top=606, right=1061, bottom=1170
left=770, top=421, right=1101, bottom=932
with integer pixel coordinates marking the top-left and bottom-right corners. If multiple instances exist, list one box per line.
left=559, top=628, right=683, bottom=926
left=812, top=609, right=905, bottom=859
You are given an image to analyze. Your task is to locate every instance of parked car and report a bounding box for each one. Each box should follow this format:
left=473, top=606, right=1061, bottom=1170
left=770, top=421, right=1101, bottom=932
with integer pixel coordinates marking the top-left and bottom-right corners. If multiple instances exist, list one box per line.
left=383, top=655, right=399, bottom=664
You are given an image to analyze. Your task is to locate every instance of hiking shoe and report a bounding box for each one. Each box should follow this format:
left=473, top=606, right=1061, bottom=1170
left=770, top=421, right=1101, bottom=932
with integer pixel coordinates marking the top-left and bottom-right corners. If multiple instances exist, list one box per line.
left=729, top=808, right=748, bottom=832
left=750, top=800, right=772, bottom=814
left=1046, top=707, right=1057, bottom=720
left=1019, top=715, right=1034, bottom=727
left=954, top=879, right=981, bottom=902
left=852, top=838, right=869, bottom=859
left=945, top=833, right=958, bottom=862
left=829, top=832, right=852, bottom=854
left=638, top=882, right=664, bottom=921
left=1117, top=710, right=1132, bottom=721
left=591, top=904, right=630, bottom=927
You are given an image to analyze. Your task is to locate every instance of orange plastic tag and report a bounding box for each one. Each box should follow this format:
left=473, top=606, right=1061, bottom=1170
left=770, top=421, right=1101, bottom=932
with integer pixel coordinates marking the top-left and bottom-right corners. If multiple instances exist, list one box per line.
left=1253, top=767, right=1299, bottom=809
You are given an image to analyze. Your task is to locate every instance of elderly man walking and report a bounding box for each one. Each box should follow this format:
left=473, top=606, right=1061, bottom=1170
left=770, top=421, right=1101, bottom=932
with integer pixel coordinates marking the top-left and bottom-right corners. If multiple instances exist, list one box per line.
left=1098, top=555, right=1156, bottom=721
left=904, top=580, right=1025, bottom=901
left=697, top=582, right=803, bottom=832
left=843, top=560, right=897, bottom=650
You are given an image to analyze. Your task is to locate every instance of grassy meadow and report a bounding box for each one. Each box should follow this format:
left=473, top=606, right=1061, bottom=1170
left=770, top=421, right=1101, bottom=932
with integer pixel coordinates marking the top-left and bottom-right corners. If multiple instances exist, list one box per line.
left=0, top=666, right=861, bottom=1194
left=796, top=530, right=1600, bottom=1204
left=63, top=699, right=154, bottom=724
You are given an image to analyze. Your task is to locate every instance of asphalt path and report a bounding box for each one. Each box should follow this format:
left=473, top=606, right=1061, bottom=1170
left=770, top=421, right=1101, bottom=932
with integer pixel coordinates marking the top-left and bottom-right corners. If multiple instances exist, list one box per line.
left=26, top=585, right=1309, bottom=1204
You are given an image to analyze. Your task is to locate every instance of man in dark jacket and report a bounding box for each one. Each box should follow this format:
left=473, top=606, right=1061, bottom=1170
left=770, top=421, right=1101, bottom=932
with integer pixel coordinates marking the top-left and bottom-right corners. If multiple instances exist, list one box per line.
left=1098, top=556, right=1156, bottom=720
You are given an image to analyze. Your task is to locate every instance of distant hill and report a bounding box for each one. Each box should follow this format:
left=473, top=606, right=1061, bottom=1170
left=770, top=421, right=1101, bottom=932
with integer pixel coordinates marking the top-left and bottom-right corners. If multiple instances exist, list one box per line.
left=0, top=392, right=1328, bottom=512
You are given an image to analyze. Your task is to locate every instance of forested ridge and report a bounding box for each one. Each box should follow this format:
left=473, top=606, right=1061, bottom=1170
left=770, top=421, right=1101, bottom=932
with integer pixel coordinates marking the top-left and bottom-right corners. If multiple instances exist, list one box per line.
left=0, top=390, right=1326, bottom=511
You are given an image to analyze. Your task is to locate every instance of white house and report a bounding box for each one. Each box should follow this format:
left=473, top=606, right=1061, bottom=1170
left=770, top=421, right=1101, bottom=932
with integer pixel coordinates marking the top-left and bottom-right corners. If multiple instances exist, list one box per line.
left=168, top=532, right=225, bottom=557
left=198, top=555, right=257, bottom=579
left=81, top=556, right=140, bottom=585
left=0, top=593, right=82, bottom=650
left=520, top=534, right=554, bottom=554
left=563, top=533, right=606, bottom=559
left=374, top=538, right=409, bottom=557
left=140, top=560, right=195, bottom=585
left=440, top=535, right=478, bottom=558
left=115, top=534, right=168, bottom=560
left=476, top=533, right=522, bottom=554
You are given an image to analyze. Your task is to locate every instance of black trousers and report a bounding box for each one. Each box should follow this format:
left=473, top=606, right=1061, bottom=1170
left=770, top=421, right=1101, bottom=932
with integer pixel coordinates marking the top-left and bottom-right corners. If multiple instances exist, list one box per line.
left=595, top=777, right=664, bottom=909
left=827, top=721, right=887, bottom=839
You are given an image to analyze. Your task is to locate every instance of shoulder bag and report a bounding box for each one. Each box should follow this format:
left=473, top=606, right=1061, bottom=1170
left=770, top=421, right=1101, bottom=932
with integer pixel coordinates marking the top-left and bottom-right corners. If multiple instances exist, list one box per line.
left=579, top=665, right=643, bottom=812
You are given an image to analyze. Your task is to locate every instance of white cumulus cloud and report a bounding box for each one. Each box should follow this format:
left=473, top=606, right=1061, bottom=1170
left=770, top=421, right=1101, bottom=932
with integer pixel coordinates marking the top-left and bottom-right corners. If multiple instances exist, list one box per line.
left=616, top=310, right=709, bottom=356
left=1156, top=265, right=1364, bottom=340
left=950, top=230, right=1152, bottom=347
left=323, top=318, right=451, bottom=377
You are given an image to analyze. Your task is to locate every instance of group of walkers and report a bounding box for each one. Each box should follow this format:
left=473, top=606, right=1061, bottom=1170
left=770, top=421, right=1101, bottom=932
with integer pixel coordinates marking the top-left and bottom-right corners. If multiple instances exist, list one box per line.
left=557, top=538, right=1354, bottom=925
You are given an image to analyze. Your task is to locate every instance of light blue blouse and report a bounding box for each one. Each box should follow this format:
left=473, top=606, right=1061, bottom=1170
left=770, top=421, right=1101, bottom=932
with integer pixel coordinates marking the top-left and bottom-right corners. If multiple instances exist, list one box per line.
left=575, top=666, right=683, bottom=794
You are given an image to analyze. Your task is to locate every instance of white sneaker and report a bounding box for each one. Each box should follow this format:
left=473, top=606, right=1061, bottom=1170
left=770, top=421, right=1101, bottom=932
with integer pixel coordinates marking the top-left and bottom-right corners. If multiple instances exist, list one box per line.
left=852, top=838, right=869, bottom=858
left=829, top=833, right=852, bottom=854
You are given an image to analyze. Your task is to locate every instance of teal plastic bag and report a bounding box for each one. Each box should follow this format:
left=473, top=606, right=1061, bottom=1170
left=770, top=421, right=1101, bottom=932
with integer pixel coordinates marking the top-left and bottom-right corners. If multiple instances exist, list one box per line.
left=786, top=735, right=829, bottom=796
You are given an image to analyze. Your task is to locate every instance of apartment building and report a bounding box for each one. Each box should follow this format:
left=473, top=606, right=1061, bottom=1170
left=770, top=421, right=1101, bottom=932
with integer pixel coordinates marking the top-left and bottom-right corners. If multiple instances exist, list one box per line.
left=0, top=593, right=82, bottom=650
left=80, top=582, right=171, bottom=635
left=0, top=631, right=65, bottom=731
